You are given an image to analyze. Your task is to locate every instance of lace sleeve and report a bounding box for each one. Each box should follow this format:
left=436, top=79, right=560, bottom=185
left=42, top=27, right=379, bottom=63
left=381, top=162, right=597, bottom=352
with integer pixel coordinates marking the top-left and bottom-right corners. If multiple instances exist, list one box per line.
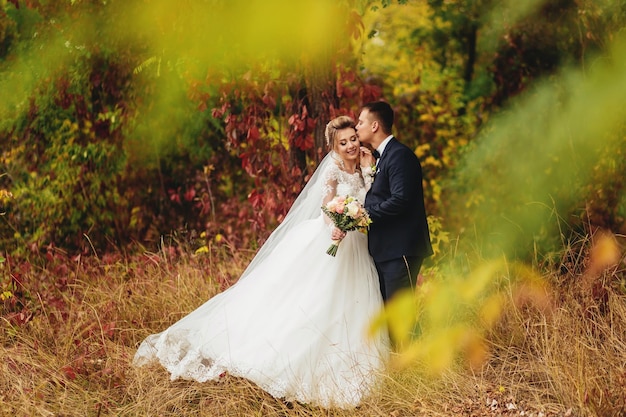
left=361, top=165, right=375, bottom=192
left=321, top=164, right=339, bottom=226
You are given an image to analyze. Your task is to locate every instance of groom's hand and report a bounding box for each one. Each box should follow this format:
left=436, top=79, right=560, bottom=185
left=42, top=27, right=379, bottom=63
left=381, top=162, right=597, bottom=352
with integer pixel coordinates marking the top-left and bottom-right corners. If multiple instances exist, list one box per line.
left=359, top=146, right=375, bottom=168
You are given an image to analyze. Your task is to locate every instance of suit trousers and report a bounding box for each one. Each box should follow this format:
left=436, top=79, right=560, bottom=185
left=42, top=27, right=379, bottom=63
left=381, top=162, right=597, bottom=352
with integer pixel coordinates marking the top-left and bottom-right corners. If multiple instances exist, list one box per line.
left=374, top=256, right=423, bottom=302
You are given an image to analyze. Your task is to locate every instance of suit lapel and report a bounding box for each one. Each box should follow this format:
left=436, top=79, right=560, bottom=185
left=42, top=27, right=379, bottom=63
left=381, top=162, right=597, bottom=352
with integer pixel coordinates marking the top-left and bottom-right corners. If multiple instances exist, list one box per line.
left=377, top=137, right=395, bottom=168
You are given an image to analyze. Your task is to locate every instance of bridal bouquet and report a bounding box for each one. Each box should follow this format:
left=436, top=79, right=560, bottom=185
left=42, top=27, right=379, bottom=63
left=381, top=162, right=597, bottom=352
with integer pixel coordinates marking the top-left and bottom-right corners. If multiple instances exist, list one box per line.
left=322, top=195, right=372, bottom=257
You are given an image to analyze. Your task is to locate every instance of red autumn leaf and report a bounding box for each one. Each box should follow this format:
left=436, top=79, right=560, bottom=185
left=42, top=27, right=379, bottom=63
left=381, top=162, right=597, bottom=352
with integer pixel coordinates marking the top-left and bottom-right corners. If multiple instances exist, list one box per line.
left=61, top=366, right=77, bottom=380
left=102, top=321, right=116, bottom=338
left=248, top=189, right=264, bottom=209
left=247, top=126, right=260, bottom=142
left=169, top=190, right=181, bottom=204
left=184, top=188, right=196, bottom=202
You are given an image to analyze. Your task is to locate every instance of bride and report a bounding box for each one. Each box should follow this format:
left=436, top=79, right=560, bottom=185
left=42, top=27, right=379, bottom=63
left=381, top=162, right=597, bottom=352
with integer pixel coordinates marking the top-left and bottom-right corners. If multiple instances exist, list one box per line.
left=133, top=115, right=390, bottom=409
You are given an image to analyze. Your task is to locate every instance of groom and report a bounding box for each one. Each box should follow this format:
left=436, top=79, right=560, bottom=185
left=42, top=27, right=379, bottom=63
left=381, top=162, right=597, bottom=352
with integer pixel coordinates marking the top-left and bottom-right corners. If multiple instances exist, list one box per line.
left=356, top=101, right=433, bottom=302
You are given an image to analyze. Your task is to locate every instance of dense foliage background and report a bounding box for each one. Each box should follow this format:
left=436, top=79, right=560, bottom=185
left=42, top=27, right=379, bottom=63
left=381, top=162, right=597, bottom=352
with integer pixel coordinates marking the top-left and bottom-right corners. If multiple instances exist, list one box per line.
left=1, top=0, right=625, bottom=259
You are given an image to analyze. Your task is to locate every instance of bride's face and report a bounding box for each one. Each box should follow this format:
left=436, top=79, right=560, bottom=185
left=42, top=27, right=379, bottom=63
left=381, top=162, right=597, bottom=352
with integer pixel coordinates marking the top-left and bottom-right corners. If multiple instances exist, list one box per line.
left=335, top=128, right=360, bottom=163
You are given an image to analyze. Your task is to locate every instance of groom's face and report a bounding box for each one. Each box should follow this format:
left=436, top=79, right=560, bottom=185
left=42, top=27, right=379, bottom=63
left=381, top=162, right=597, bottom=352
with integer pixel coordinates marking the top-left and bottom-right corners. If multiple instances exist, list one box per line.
left=355, top=110, right=374, bottom=145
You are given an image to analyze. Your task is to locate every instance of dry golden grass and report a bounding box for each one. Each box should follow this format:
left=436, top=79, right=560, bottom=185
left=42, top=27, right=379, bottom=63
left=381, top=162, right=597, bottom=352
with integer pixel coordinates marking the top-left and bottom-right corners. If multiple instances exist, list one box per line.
left=1, top=234, right=625, bottom=417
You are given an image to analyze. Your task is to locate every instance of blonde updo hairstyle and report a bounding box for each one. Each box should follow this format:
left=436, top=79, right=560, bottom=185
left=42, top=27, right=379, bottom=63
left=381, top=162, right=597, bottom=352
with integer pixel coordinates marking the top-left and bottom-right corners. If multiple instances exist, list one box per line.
left=324, top=116, right=356, bottom=151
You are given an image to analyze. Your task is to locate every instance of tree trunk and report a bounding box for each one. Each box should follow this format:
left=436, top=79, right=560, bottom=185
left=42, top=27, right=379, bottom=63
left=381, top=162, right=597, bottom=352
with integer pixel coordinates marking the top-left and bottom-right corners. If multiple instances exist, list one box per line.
left=463, top=22, right=478, bottom=87
left=289, top=82, right=308, bottom=175
left=305, top=51, right=339, bottom=163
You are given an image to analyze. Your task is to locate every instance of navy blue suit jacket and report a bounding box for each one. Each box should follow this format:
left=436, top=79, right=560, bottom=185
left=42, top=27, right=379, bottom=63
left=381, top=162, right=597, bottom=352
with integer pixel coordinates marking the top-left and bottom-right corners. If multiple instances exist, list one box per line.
left=364, top=137, right=433, bottom=262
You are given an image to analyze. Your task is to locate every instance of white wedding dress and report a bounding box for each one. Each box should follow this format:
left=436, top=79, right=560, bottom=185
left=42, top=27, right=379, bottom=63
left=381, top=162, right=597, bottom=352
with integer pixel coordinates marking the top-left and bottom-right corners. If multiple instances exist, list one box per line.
left=133, top=153, right=390, bottom=409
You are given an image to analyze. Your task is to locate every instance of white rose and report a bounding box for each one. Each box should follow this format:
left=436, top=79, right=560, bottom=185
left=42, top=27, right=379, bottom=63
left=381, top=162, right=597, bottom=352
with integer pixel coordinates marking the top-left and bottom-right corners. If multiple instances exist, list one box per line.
left=346, top=202, right=359, bottom=218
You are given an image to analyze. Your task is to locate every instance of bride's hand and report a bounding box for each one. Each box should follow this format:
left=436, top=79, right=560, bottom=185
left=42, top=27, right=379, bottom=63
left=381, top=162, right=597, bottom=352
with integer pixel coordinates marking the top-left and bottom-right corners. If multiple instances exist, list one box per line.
left=359, top=147, right=375, bottom=168
left=331, top=227, right=346, bottom=241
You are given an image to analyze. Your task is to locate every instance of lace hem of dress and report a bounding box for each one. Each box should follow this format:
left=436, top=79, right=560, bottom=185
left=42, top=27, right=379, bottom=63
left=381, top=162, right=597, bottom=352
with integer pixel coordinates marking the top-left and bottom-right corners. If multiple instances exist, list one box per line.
left=134, top=333, right=384, bottom=409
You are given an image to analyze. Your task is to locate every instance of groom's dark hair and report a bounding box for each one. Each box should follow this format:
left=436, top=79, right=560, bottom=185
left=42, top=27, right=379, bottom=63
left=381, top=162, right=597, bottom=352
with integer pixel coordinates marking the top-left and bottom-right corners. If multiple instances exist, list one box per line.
left=362, top=101, right=394, bottom=134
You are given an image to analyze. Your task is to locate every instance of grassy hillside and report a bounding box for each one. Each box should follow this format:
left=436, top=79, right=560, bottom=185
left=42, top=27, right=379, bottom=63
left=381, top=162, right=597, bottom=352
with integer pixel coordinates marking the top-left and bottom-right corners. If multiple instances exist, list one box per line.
left=1, top=230, right=624, bottom=416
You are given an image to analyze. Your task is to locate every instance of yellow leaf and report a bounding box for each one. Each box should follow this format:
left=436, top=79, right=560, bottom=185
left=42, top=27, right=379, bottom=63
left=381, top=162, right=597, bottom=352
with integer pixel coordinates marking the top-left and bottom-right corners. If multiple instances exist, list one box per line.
left=415, top=143, right=430, bottom=158
left=462, top=329, right=488, bottom=369
left=419, top=113, right=435, bottom=123
left=195, top=245, right=209, bottom=254
left=423, top=156, right=441, bottom=168
left=460, top=259, right=503, bottom=302
left=480, top=293, right=504, bottom=328
left=370, top=289, right=417, bottom=349
left=590, top=231, right=620, bottom=271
